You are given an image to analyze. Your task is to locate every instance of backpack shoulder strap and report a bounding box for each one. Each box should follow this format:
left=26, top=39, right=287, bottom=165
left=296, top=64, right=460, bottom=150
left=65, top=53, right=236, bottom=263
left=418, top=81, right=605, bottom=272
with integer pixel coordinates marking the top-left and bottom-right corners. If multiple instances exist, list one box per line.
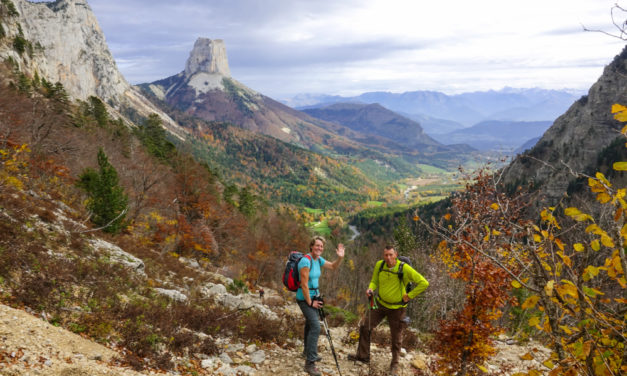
left=302, top=254, right=312, bottom=267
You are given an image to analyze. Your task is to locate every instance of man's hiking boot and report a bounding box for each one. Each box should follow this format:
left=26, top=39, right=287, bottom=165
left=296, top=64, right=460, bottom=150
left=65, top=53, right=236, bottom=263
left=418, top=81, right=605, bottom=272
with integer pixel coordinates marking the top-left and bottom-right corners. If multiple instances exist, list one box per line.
left=347, top=354, right=369, bottom=364
left=301, top=352, right=322, bottom=362
left=390, top=364, right=399, bottom=376
left=304, top=361, right=322, bottom=376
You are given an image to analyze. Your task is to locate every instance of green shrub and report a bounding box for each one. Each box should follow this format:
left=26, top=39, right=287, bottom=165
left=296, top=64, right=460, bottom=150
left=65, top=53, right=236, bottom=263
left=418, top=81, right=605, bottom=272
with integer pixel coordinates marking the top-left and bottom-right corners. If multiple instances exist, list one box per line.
left=135, top=114, right=176, bottom=161
left=1, top=0, right=18, bottom=16
left=227, top=278, right=249, bottom=295
left=76, top=148, right=128, bottom=233
left=324, top=304, right=358, bottom=326
left=12, top=36, right=27, bottom=55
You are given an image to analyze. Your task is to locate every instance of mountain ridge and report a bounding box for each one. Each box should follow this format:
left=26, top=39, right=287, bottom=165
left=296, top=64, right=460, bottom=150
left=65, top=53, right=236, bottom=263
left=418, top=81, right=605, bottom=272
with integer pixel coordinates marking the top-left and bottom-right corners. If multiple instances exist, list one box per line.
left=288, top=87, right=582, bottom=127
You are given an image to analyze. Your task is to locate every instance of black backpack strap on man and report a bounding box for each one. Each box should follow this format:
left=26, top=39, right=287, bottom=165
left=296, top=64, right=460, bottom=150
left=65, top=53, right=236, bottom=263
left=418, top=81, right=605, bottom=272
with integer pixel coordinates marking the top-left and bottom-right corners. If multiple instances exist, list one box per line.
left=375, top=259, right=410, bottom=306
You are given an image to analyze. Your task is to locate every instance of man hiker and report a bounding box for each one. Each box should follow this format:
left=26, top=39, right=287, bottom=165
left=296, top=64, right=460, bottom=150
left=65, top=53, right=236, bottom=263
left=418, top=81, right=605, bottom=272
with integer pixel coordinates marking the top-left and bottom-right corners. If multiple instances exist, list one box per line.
left=348, top=245, right=429, bottom=376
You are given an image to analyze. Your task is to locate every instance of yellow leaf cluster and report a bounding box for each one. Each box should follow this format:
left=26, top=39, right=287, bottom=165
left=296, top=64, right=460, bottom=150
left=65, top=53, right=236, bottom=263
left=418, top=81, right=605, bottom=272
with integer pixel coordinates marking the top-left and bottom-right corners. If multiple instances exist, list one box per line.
left=612, top=103, right=627, bottom=122
left=564, top=207, right=593, bottom=222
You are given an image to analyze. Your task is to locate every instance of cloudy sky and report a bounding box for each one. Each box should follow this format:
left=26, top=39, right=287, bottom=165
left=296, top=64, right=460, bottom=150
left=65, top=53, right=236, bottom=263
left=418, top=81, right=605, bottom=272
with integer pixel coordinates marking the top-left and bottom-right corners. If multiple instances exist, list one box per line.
left=81, top=0, right=626, bottom=100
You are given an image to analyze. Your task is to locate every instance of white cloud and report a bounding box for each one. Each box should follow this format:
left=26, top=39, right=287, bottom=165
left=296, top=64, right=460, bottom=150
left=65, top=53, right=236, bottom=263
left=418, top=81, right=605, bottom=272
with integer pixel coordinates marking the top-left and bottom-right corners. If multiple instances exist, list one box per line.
left=84, top=0, right=626, bottom=99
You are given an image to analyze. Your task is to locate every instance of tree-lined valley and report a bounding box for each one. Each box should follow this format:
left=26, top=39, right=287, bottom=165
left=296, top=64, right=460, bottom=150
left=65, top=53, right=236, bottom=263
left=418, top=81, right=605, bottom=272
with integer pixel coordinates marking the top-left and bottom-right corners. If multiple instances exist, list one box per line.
left=0, top=1, right=626, bottom=375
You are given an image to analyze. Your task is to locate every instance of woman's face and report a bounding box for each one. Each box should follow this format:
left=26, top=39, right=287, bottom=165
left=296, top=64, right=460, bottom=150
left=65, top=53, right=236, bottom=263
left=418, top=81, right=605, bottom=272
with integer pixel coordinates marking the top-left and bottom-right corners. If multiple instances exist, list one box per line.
left=310, top=239, right=324, bottom=258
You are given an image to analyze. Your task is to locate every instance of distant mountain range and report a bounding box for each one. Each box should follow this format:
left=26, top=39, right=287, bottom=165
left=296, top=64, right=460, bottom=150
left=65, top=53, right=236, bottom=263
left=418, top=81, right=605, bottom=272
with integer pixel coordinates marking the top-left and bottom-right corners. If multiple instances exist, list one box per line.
left=292, top=88, right=582, bottom=152
left=430, top=120, right=553, bottom=152
left=138, top=38, right=478, bottom=176
left=287, top=87, right=583, bottom=128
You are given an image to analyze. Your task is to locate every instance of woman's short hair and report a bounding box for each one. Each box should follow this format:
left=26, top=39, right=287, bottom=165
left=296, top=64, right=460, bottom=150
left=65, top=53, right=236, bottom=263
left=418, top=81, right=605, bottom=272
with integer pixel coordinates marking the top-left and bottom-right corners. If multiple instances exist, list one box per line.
left=309, top=235, right=326, bottom=250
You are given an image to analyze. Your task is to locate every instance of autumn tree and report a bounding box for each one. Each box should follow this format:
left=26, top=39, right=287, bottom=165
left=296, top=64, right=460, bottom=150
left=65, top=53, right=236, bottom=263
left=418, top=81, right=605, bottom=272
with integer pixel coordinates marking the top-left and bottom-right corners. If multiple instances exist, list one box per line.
left=423, top=167, right=526, bottom=375
left=422, top=106, right=627, bottom=376
left=77, top=148, right=128, bottom=233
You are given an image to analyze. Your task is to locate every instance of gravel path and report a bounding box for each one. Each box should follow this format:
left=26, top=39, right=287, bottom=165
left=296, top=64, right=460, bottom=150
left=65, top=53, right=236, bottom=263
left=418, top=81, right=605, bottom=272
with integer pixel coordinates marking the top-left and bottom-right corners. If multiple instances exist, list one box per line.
left=0, top=300, right=551, bottom=376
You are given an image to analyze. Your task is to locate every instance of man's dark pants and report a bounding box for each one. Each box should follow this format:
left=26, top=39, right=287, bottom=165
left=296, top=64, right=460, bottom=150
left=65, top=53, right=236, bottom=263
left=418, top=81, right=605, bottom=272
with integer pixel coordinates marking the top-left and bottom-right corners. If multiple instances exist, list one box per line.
left=356, top=303, right=406, bottom=368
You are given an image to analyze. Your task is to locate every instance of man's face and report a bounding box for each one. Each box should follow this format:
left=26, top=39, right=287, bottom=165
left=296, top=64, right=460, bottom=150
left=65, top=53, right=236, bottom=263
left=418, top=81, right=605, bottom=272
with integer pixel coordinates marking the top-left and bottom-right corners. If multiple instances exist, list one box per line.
left=383, top=248, right=397, bottom=268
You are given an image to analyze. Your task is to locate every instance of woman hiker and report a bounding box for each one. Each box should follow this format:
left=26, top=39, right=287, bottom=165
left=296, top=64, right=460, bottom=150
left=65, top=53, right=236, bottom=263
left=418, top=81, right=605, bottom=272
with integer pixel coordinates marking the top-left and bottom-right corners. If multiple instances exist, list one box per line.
left=297, top=236, right=344, bottom=376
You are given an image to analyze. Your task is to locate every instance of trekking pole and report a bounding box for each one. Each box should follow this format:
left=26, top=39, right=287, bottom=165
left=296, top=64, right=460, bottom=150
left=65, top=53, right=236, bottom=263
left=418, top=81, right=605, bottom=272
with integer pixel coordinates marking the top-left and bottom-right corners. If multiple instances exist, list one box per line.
left=318, top=304, right=343, bottom=376
left=367, top=292, right=375, bottom=376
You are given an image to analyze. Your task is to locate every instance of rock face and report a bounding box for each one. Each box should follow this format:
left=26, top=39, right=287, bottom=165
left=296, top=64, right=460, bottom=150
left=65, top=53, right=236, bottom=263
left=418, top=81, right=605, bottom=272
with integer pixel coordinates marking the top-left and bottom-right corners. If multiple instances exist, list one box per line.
left=7, top=0, right=127, bottom=103
left=0, top=0, right=186, bottom=138
left=502, top=46, right=627, bottom=205
left=185, top=38, right=231, bottom=78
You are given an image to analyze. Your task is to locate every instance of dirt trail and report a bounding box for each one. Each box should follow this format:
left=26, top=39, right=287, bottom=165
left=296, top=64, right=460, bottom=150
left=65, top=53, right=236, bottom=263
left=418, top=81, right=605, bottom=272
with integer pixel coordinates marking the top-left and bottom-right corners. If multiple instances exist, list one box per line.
left=0, top=300, right=550, bottom=376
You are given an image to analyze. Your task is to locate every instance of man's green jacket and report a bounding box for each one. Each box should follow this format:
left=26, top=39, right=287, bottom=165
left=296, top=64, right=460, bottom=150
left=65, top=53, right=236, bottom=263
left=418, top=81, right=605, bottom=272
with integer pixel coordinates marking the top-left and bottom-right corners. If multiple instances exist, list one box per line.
left=368, top=259, right=429, bottom=309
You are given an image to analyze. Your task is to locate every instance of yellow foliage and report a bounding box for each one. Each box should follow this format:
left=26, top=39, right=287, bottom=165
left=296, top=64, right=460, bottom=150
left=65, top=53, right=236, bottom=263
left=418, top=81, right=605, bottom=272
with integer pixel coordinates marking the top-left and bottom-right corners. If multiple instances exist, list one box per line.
left=564, top=207, right=593, bottom=222
left=611, top=103, right=627, bottom=122
left=520, top=352, right=534, bottom=361
left=521, top=295, right=539, bottom=309
left=613, top=162, right=627, bottom=171
left=544, top=280, right=555, bottom=297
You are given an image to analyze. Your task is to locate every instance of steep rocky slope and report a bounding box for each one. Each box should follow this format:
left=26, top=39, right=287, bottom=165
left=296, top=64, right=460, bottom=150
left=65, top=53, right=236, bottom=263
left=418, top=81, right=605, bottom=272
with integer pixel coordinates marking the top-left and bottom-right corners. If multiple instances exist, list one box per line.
left=0, top=0, right=187, bottom=138
left=502, top=46, right=627, bottom=203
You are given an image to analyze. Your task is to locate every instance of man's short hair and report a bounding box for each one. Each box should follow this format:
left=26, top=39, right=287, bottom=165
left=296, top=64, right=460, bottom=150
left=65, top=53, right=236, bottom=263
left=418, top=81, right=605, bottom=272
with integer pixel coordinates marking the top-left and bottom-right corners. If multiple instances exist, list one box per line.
left=384, top=245, right=396, bottom=252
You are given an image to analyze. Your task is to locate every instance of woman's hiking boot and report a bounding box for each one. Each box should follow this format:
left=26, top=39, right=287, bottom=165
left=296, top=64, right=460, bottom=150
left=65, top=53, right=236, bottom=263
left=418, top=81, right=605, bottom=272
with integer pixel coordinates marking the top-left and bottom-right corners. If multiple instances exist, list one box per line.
left=301, top=352, right=322, bottom=362
left=304, top=361, right=322, bottom=376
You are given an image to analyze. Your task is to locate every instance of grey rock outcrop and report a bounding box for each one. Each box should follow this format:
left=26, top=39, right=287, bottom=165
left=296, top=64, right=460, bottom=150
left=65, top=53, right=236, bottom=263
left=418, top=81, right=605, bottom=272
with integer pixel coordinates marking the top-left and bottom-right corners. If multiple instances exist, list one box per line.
left=0, top=0, right=187, bottom=139
left=185, top=38, right=231, bottom=78
left=201, top=282, right=279, bottom=321
left=502, top=46, right=627, bottom=205
left=87, top=238, right=146, bottom=277
left=153, top=288, right=188, bottom=302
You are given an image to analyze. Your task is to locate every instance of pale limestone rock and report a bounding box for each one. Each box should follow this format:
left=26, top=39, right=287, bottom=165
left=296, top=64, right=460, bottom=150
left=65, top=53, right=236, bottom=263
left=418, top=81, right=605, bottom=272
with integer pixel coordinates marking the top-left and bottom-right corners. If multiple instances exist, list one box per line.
left=87, top=238, right=146, bottom=277
left=185, top=38, right=231, bottom=78
left=219, top=352, right=233, bottom=365
left=249, top=350, right=266, bottom=364
left=153, top=288, right=188, bottom=302
left=1, top=0, right=187, bottom=140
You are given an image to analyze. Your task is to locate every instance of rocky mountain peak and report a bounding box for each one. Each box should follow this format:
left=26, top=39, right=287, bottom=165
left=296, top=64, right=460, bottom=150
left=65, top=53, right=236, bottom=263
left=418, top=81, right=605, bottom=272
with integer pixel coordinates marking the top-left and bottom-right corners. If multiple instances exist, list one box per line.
left=184, top=38, right=231, bottom=78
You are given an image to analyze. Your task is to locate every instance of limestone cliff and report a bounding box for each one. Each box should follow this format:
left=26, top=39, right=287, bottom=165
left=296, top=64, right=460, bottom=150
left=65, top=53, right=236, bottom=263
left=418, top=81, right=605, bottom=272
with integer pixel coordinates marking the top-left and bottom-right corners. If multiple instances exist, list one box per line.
left=0, top=0, right=186, bottom=138
left=501, top=46, right=627, bottom=204
left=185, top=38, right=231, bottom=78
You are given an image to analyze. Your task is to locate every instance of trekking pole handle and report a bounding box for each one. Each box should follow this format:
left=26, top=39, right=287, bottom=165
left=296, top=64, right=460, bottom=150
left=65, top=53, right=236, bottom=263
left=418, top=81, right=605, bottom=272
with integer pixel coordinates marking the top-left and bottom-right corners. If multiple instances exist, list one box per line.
left=367, top=290, right=374, bottom=308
